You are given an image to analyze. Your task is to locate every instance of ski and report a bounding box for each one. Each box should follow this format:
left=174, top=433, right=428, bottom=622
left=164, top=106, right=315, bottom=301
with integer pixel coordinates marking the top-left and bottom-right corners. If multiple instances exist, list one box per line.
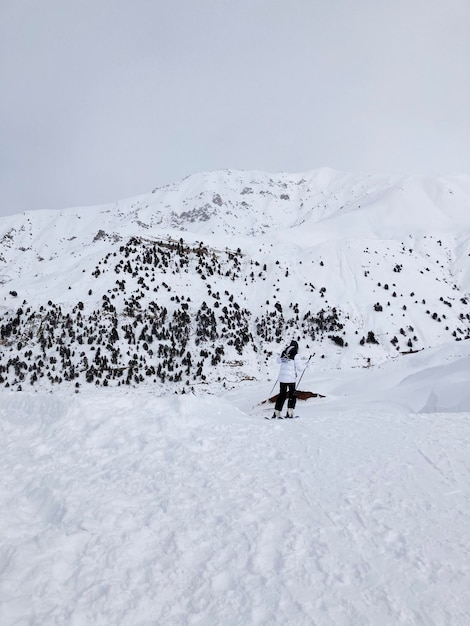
left=264, top=415, right=300, bottom=420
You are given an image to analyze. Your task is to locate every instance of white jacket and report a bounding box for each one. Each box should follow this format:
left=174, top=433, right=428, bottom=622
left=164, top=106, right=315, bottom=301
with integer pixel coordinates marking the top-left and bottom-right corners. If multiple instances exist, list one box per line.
left=277, top=354, right=306, bottom=383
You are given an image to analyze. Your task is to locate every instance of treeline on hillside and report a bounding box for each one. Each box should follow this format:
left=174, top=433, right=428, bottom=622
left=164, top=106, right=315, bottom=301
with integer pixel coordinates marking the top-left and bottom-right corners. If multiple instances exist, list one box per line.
left=1, top=236, right=469, bottom=391
left=0, top=297, right=349, bottom=391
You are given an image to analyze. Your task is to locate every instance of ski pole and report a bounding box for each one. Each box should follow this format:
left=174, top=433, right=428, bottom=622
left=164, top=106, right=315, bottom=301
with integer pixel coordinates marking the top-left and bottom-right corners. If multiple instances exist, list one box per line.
left=296, top=353, right=313, bottom=387
left=254, top=377, right=278, bottom=407
left=268, top=377, right=278, bottom=397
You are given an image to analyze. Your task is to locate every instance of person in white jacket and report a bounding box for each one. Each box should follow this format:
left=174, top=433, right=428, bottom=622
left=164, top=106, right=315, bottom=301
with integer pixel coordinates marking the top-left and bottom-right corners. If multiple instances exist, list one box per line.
left=272, top=340, right=307, bottom=418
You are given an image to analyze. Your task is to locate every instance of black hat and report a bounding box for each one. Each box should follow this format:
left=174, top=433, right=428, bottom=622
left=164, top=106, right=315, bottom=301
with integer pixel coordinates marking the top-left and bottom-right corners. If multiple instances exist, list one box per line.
left=282, top=340, right=298, bottom=359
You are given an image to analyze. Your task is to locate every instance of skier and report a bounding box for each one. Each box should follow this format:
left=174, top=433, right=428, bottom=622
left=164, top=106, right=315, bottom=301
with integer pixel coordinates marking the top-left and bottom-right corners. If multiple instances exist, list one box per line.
left=272, top=340, right=307, bottom=418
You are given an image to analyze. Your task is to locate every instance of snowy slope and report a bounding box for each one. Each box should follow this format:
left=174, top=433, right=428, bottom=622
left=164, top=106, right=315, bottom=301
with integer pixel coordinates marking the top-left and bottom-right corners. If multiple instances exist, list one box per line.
left=0, top=343, right=469, bottom=625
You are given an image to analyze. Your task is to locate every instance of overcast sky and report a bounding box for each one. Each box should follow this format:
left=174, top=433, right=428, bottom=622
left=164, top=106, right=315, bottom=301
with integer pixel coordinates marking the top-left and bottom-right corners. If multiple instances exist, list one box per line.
left=1, top=0, right=469, bottom=217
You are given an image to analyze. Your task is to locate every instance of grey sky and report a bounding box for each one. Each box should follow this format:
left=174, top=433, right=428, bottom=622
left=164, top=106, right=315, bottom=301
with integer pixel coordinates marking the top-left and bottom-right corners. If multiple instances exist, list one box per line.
left=1, top=0, right=469, bottom=217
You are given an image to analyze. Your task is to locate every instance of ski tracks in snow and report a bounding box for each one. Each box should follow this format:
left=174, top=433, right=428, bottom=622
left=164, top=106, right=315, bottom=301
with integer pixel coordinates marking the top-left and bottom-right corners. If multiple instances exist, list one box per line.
left=0, top=390, right=469, bottom=624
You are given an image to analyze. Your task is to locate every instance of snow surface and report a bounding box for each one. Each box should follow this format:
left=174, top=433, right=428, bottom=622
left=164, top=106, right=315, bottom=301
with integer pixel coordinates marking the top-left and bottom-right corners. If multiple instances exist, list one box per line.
left=1, top=342, right=469, bottom=625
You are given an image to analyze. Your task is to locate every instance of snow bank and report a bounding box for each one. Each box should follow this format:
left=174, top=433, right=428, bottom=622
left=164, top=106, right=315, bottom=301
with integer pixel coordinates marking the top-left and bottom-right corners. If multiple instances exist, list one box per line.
left=395, top=355, right=470, bottom=413
left=314, top=340, right=470, bottom=414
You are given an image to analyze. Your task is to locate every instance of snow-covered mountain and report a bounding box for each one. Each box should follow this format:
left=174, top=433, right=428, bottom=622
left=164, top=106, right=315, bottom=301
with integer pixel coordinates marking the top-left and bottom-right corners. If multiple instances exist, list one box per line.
left=1, top=168, right=469, bottom=391
left=1, top=168, right=470, bottom=625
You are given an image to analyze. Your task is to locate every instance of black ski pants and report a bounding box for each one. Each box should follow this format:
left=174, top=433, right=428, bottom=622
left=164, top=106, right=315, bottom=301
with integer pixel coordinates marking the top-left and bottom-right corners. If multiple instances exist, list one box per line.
left=275, top=382, right=296, bottom=412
